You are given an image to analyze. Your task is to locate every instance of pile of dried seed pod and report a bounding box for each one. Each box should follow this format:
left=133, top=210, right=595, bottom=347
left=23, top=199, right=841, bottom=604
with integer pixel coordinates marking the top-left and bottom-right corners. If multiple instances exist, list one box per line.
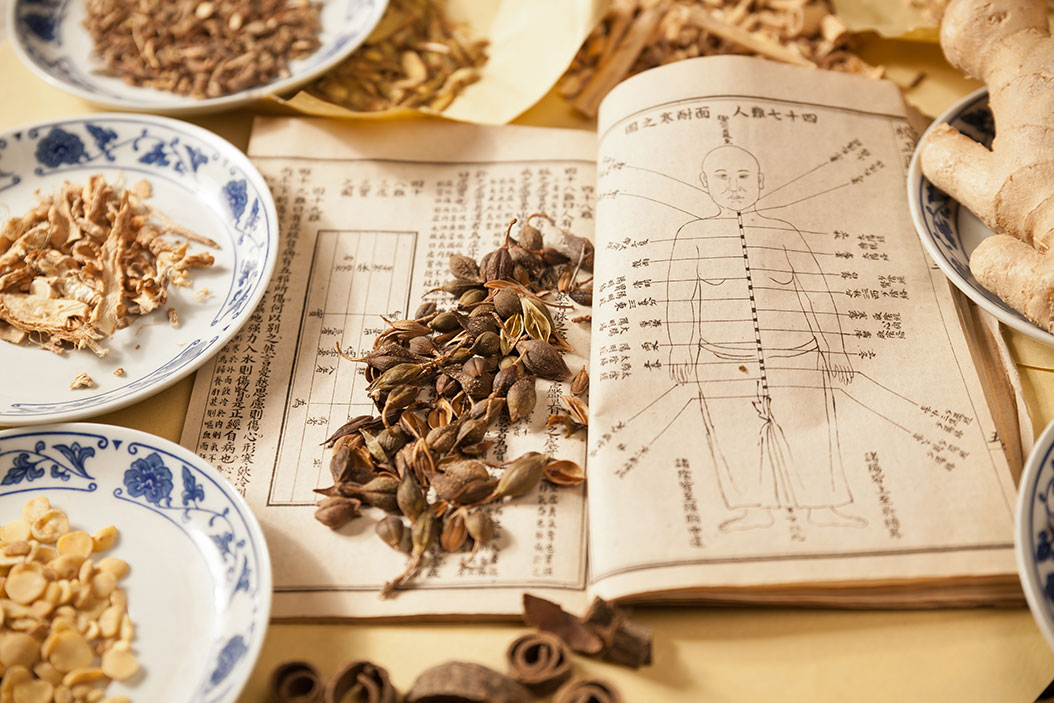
left=308, top=0, right=488, bottom=112
left=84, top=0, right=322, bottom=98
left=312, top=214, right=592, bottom=598
left=562, top=0, right=882, bottom=117
left=1, top=496, right=136, bottom=703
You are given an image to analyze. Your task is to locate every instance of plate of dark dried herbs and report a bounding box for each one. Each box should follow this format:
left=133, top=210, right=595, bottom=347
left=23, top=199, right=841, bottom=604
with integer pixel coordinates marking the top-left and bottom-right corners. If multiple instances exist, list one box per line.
left=0, top=113, right=277, bottom=423
left=10, top=0, right=389, bottom=114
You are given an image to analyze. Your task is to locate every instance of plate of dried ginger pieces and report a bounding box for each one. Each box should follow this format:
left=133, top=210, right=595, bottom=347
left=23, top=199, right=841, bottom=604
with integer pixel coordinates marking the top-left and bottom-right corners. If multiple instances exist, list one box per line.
left=9, top=0, right=388, bottom=114
left=0, top=423, right=271, bottom=703
left=0, top=114, right=277, bottom=424
left=908, top=87, right=1054, bottom=347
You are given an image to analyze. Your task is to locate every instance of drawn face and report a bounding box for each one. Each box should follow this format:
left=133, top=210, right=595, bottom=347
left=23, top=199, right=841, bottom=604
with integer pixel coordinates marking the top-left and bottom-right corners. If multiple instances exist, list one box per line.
left=700, top=146, right=763, bottom=211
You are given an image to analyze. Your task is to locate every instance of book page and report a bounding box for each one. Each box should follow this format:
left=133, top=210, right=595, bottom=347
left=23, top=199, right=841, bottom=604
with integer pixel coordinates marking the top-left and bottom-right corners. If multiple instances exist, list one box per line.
left=180, top=117, right=595, bottom=618
left=587, top=56, right=1019, bottom=602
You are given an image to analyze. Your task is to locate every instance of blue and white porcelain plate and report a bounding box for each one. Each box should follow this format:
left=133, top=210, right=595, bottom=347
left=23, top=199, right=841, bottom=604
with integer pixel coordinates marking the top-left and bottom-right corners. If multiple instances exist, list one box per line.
left=0, top=423, right=271, bottom=702
left=1017, top=420, right=1054, bottom=652
left=907, top=88, right=1054, bottom=347
left=10, top=0, right=388, bottom=115
left=0, top=114, right=277, bottom=424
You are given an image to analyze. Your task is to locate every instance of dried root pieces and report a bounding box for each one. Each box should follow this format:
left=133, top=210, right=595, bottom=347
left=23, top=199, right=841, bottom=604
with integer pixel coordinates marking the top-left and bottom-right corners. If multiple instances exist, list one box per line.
left=309, top=0, right=488, bottom=113
left=84, top=0, right=322, bottom=99
left=562, top=0, right=882, bottom=117
left=918, top=0, right=1054, bottom=332
left=0, top=175, right=215, bottom=356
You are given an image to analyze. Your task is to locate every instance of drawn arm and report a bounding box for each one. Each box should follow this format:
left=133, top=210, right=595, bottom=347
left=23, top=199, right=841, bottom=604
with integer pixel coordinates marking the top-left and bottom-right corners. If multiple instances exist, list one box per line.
left=667, top=221, right=702, bottom=384
left=782, top=228, right=854, bottom=384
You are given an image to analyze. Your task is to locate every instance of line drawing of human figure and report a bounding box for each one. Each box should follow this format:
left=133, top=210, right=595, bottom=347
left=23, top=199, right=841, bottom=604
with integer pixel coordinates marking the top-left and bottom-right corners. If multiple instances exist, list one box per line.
left=665, top=144, right=867, bottom=532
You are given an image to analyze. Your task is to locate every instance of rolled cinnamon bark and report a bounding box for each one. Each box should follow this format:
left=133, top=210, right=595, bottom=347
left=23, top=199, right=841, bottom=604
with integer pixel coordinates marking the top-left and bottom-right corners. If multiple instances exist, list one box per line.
left=505, top=632, right=573, bottom=695
left=406, top=661, right=532, bottom=703
left=323, top=660, right=397, bottom=703
left=269, top=661, right=324, bottom=703
left=553, top=678, right=622, bottom=703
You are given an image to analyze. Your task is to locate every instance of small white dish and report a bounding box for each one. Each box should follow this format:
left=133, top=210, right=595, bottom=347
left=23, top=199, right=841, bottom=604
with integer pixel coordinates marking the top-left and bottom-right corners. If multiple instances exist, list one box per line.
left=907, top=87, right=1054, bottom=347
left=10, top=0, right=388, bottom=115
left=1017, top=419, right=1054, bottom=652
left=0, top=423, right=272, bottom=702
left=0, top=113, right=277, bottom=424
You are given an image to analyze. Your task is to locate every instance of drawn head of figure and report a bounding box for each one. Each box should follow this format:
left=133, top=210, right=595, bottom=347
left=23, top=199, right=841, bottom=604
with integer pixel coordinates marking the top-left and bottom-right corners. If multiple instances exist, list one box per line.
left=699, top=145, right=764, bottom=211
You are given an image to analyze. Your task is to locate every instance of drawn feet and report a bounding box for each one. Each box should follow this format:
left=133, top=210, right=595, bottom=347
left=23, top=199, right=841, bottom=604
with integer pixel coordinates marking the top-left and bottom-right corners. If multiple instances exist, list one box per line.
left=806, top=506, right=867, bottom=528
left=719, top=507, right=774, bottom=532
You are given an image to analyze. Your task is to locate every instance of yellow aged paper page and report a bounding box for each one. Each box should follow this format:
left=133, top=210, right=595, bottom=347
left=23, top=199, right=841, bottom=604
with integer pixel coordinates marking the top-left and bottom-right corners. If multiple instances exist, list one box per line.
left=586, top=56, right=1017, bottom=603
left=180, top=117, right=596, bottom=618
left=278, top=0, right=608, bottom=125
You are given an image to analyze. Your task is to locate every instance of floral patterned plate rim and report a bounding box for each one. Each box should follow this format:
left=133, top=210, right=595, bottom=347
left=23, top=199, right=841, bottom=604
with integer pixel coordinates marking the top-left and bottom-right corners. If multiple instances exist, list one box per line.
left=0, top=113, right=277, bottom=424
left=9, top=0, right=389, bottom=116
left=1016, top=419, right=1054, bottom=652
left=0, top=422, right=272, bottom=702
left=906, top=87, right=1054, bottom=348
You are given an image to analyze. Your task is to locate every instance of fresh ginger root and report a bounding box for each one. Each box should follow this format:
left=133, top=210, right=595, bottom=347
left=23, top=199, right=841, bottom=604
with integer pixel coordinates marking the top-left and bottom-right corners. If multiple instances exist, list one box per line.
left=919, top=0, right=1054, bottom=330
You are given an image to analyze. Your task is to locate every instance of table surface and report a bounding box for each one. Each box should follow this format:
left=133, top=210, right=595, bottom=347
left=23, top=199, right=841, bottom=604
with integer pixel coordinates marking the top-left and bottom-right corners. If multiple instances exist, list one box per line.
left=5, top=30, right=1054, bottom=702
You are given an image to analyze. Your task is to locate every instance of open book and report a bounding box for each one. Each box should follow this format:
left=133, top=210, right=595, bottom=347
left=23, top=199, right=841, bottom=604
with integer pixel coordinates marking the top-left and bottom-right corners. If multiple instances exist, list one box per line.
left=180, top=56, right=1024, bottom=618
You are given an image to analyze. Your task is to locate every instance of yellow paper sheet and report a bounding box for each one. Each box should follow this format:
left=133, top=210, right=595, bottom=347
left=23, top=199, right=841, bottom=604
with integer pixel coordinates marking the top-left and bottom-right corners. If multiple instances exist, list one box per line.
left=276, top=0, right=609, bottom=125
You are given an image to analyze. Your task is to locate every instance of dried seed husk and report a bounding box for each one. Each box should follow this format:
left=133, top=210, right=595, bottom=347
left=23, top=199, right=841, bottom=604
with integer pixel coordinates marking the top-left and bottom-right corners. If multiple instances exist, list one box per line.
left=449, top=253, right=481, bottom=282
left=569, top=287, right=593, bottom=306
left=322, top=415, right=378, bottom=448
left=493, top=365, right=521, bottom=397
left=330, top=446, right=359, bottom=485
left=571, top=367, right=589, bottom=396
left=481, top=248, right=515, bottom=282
left=544, top=460, right=586, bottom=487
left=398, top=411, right=429, bottom=440
left=408, top=335, right=437, bottom=356
left=465, top=510, right=495, bottom=543
left=469, top=330, right=501, bottom=357
left=456, top=417, right=490, bottom=447
left=369, top=362, right=427, bottom=394
left=360, top=430, right=389, bottom=464
left=460, top=440, right=495, bottom=457
left=377, top=427, right=410, bottom=456
left=462, top=356, right=488, bottom=378
left=496, top=452, right=548, bottom=499
left=429, top=311, right=461, bottom=332
left=459, top=288, right=488, bottom=307
left=376, top=515, right=405, bottom=551
left=521, top=298, right=552, bottom=342
left=406, top=662, right=532, bottom=703
left=425, top=423, right=460, bottom=455
left=507, top=377, right=537, bottom=423
left=414, top=301, right=437, bottom=319
left=440, top=512, right=468, bottom=552
left=435, top=374, right=459, bottom=397
left=522, top=594, right=604, bottom=656
left=384, top=383, right=419, bottom=411
left=384, top=317, right=431, bottom=339
left=520, top=224, right=544, bottom=251
left=361, top=475, right=400, bottom=513
left=397, top=472, right=427, bottom=521
left=517, top=340, right=571, bottom=381
left=410, top=511, right=437, bottom=556
left=315, top=496, right=362, bottom=529
left=493, top=288, right=521, bottom=319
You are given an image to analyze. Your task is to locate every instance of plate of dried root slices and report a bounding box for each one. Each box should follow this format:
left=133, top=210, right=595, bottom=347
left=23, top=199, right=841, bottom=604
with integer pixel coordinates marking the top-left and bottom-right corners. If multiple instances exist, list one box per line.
left=908, top=88, right=1054, bottom=347
left=0, top=114, right=277, bottom=424
left=0, top=423, right=271, bottom=703
left=9, top=0, right=388, bottom=115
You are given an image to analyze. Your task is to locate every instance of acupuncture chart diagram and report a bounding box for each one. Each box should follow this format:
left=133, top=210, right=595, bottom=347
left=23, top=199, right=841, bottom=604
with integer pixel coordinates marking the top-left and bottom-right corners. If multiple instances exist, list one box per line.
left=593, top=110, right=997, bottom=537
left=269, top=229, right=416, bottom=505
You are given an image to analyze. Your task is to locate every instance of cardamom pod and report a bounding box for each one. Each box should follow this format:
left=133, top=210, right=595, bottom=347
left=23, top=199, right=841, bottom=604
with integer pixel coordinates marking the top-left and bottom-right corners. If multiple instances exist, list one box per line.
left=315, top=496, right=362, bottom=529
left=456, top=416, right=489, bottom=446
left=425, top=422, right=460, bottom=454
left=377, top=427, right=409, bottom=456
left=493, top=288, right=521, bottom=319
left=463, top=356, right=488, bottom=378
left=493, top=365, right=521, bottom=396
left=481, top=247, right=515, bottom=282
left=376, top=515, right=405, bottom=550
left=465, top=510, right=496, bottom=544
left=411, top=511, right=437, bottom=556
left=470, top=330, right=501, bottom=356
left=496, top=452, right=548, bottom=498
left=516, top=340, right=571, bottom=381
left=360, top=430, right=389, bottom=464
left=361, top=475, right=400, bottom=513
left=429, top=311, right=461, bottom=332
left=569, top=287, right=592, bottom=306
left=414, top=301, right=437, bottom=319
left=449, top=253, right=481, bottom=282
left=397, top=471, right=427, bottom=520
left=521, top=297, right=553, bottom=342
left=571, top=367, right=589, bottom=396
left=436, top=373, right=459, bottom=397
left=408, top=335, right=437, bottom=356
left=521, top=223, right=543, bottom=250
left=440, top=512, right=468, bottom=552
left=369, top=362, right=426, bottom=394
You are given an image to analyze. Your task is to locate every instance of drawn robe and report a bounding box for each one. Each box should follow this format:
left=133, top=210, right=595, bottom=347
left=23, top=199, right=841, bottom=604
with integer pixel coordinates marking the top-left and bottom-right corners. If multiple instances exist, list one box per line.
left=666, top=211, right=852, bottom=510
